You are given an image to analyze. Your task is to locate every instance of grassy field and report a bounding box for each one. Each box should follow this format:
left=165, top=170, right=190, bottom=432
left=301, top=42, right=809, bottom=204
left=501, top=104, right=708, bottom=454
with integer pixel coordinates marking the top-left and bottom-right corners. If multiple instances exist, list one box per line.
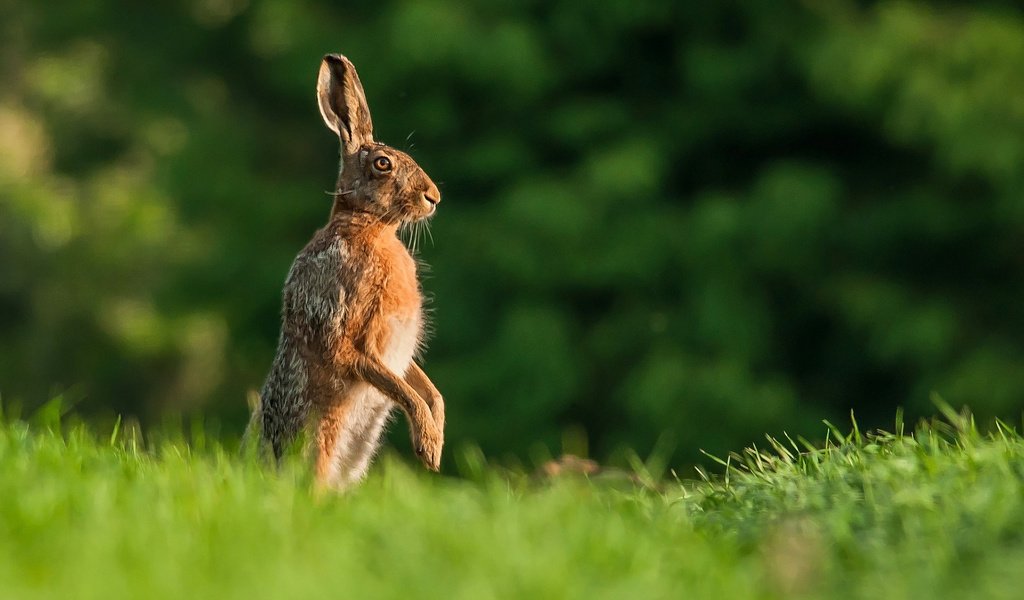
left=1, top=408, right=1023, bottom=600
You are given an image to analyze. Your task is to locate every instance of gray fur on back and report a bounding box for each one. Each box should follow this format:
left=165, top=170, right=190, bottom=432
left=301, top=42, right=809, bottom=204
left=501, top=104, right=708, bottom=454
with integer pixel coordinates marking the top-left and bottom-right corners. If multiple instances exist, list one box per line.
left=256, top=232, right=349, bottom=459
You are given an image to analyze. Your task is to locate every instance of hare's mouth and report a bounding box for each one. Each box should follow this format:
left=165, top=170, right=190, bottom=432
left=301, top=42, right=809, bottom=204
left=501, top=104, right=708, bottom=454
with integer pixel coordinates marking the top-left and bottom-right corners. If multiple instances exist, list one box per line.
left=398, top=204, right=434, bottom=224
left=419, top=193, right=439, bottom=217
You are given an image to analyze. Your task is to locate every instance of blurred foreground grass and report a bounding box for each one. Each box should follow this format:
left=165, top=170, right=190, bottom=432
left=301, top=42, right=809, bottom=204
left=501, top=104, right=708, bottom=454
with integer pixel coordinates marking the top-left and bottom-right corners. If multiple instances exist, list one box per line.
left=1, top=409, right=1023, bottom=599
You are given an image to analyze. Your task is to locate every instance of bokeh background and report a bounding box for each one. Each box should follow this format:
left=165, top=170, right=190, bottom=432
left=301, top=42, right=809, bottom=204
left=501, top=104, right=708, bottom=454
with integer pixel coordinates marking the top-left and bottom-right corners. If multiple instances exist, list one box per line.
left=3, top=1, right=1024, bottom=466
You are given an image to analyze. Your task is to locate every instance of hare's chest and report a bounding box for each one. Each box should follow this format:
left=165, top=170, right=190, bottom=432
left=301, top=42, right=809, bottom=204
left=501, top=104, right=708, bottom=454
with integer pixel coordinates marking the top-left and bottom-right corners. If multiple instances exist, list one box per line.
left=381, top=309, right=422, bottom=373
left=375, top=246, right=423, bottom=373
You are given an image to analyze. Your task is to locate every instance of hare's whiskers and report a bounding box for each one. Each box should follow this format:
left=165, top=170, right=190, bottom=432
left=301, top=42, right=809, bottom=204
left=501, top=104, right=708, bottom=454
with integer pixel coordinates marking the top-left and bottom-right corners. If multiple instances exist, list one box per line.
left=398, top=219, right=414, bottom=249
left=424, top=220, right=434, bottom=247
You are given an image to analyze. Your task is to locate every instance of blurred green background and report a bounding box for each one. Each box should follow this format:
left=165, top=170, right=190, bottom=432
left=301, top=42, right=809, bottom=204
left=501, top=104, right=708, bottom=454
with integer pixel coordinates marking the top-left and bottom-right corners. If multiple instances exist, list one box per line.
left=3, top=0, right=1024, bottom=466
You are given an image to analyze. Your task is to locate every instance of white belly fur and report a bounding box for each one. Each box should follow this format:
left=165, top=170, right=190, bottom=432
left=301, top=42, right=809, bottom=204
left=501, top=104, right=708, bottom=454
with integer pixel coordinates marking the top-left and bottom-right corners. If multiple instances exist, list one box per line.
left=381, top=311, right=422, bottom=374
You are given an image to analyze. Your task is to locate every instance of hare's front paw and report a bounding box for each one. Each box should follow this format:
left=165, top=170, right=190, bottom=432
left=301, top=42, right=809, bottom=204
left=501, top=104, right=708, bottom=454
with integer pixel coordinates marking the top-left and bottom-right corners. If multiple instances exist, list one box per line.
left=414, top=424, right=443, bottom=472
left=431, top=397, right=445, bottom=435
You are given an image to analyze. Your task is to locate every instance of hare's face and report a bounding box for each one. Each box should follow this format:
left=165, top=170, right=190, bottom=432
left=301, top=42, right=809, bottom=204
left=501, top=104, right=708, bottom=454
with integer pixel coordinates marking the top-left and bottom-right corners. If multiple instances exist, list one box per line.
left=317, top=54, right=442, bottom=226
left=339, top=143, right=441, bottom=224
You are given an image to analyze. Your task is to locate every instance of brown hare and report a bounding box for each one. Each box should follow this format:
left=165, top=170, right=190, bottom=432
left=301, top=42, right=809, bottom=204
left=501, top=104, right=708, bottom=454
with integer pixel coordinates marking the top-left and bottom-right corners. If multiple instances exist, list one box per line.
left=246, top=54, right=445, bottom=489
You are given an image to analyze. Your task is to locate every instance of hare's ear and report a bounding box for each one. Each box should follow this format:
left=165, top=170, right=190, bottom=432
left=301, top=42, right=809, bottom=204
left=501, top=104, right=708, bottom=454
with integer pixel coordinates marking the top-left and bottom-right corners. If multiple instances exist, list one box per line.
left=317, top=54, right=374, bottom=151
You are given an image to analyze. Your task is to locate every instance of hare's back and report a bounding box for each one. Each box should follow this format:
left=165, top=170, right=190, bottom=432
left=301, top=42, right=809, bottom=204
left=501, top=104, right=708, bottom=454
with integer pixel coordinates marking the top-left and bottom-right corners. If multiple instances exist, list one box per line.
left=282, top=232, right=351, bottom=336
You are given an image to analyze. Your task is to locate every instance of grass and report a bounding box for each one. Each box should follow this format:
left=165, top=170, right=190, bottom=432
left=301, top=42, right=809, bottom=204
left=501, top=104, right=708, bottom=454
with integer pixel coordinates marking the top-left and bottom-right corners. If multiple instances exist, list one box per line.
left=2, top=408, right=1023, bottom=599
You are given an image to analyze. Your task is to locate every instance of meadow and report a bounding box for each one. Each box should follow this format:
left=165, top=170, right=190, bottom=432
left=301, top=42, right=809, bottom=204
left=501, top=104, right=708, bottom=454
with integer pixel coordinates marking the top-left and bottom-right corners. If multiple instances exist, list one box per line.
left=2, top=406, right=1022, bottom=599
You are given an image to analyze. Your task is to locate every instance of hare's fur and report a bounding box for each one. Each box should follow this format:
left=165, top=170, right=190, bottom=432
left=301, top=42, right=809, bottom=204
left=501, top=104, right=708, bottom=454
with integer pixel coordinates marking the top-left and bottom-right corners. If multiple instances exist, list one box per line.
left=247, top=54, right=445, bottom=489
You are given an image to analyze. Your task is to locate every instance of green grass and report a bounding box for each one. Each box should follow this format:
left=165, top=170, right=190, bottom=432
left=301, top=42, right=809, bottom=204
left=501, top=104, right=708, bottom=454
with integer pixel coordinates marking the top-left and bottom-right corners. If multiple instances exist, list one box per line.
left=2, top=410, right=1023, bottom=599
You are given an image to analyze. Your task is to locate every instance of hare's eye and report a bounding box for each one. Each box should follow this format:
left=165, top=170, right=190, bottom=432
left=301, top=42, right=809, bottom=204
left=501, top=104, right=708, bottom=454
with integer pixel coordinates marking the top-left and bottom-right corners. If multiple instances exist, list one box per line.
left=373, top=156, right=392, bottom=172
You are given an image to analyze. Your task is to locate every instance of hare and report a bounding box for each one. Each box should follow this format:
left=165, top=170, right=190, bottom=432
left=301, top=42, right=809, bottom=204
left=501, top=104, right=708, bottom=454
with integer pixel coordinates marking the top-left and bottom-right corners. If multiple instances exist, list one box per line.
left=246, top=54, right=445, bottom=489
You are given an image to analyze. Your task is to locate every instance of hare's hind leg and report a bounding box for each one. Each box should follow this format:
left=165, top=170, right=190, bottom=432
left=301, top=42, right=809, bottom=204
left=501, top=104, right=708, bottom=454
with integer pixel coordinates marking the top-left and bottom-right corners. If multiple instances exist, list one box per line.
left=313, top=396, right=354, bottom=486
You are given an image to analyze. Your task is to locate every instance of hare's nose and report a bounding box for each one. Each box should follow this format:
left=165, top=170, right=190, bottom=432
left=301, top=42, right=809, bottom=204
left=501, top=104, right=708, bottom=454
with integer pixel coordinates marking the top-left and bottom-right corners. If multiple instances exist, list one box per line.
left=422, top=182, right=441, bottom=206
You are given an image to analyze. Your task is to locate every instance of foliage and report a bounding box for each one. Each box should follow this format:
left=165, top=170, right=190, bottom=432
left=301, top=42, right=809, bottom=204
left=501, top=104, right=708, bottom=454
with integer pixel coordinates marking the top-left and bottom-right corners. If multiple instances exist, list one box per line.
left=3, top=1, right=1024, bottom=463
left=3, top=414, right=1024, bottom=598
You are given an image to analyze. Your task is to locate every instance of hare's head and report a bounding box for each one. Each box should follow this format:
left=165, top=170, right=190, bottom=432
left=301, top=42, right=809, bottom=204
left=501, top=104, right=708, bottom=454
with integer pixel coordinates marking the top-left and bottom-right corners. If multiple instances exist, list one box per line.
left=317, top=54, right=440, bottom=224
